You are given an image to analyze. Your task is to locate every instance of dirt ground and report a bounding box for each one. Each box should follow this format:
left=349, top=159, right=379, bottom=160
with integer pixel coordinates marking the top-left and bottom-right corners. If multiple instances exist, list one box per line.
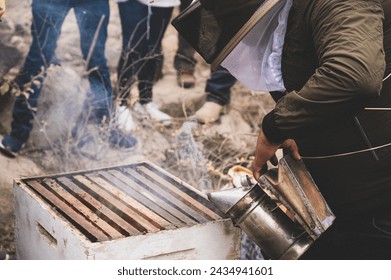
left=0, top=1, right=275, bottom=259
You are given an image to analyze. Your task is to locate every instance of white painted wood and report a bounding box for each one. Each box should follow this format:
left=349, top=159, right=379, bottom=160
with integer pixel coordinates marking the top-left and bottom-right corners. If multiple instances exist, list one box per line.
left=14, top=181, right=241, bottom=260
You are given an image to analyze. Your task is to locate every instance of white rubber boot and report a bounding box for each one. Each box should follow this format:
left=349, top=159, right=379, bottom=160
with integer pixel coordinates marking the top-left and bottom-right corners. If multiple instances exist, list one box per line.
left=116, top=105, right=136, bottom=133
left=144, top=102, right=172, bottom=126
left=194, top=102, right=223, bottom=124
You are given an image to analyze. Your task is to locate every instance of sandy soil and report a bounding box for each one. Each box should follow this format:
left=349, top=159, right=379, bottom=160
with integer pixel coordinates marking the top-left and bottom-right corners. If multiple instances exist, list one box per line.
left=0, top=1, right=275, bottom=259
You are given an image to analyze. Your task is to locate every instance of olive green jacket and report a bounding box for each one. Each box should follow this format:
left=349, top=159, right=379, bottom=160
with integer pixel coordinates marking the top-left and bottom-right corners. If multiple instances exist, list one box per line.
left=263, top=0, right=389, bottom=143
left=262, top=0, right=391, bottom=216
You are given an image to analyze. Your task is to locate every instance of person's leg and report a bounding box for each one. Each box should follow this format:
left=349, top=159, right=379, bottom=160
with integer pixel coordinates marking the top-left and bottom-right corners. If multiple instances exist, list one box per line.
left=74, top=0, right=137, bottom=150
left=116, top=2, right=173, bottom=126
left=75, top=0, right=111, bottom=124
left=135, top=5, right=174, bottom=125
left=205, top=66, right=236, bottom=106
left=73, top=0, right=136, bottom=149
left=137, top=5, right=173, bottom=105
left=174, top=35, right=196, bottom=75
left=194, top=66, right=236, bottom=124
left=116, top=1, right=156, bottom=133
left=115, top=0, right=148, bottom=132
left=116, top=0, right=148, bottom=105
left=174, top=0, right=197, bottom=88
left=1, top=0, right=69, bottom=156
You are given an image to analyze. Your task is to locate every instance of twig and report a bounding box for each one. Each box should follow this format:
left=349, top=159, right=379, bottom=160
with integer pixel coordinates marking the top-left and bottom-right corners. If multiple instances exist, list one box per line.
left=85, top=15, right=106, bottom=71
left=181, top=98, right=188, bottom=119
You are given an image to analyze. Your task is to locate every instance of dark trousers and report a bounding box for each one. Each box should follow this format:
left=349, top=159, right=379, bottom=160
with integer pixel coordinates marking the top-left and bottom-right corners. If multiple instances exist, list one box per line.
left=301, top=211, right=391, bottom=259
left=174, top=1, right=236, bottom=105
left=6, top=0, right=111, bottom=151
left=117, top=0, right=173, bottom=105
left=206, top=66, right=236, bottom=106
left=299, top=141, right=391, bottom=259
left=173, top=0, right=197, bottom=74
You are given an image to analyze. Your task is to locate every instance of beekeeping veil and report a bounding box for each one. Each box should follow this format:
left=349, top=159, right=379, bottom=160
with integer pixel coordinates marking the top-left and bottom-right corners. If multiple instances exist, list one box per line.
left=172, top=0, right=292, bottom=92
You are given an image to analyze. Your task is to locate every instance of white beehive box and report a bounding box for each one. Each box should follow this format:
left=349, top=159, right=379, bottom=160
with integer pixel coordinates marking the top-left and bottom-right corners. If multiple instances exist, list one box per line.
left=14, top=162, right=241, bottom=260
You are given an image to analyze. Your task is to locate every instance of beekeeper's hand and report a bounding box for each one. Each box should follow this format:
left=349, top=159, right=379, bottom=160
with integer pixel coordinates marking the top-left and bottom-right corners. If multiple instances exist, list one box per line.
left=252, top=129, right=300, bottom=181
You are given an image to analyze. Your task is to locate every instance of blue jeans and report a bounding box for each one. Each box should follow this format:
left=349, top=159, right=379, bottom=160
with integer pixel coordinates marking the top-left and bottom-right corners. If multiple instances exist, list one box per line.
left=5, top=0, right=111, bottom=151
left=117, top=0, right=173, bottom=105
left=205, top=66, right=236, bottom=106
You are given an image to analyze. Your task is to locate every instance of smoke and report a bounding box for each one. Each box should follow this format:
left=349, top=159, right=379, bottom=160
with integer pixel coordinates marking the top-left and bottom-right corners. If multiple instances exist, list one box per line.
left=13, top=3, right=126, bottom=172
left=31, top=65, right=86, bottom=146
left=175, top=121, right=213, bottom=193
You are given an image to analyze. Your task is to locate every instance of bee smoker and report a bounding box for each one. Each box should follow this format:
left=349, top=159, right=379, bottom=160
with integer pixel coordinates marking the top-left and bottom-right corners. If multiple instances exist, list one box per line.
left=207, top=154, right=335, bottom=260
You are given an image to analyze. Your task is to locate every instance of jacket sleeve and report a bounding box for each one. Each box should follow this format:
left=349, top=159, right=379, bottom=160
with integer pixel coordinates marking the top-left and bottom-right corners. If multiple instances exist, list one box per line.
left=262, top=0, right=385, bottom=143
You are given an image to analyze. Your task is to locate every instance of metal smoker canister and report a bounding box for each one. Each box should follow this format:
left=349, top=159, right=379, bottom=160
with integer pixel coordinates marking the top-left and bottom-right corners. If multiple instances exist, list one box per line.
left=208, top=184, right=313, bottom=260
left=208, top=154, right=335, bottom=259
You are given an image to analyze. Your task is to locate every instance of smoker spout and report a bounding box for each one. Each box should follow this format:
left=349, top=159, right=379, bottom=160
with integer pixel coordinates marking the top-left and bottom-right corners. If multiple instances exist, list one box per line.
left=207, top=187, right=251, bottom=214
